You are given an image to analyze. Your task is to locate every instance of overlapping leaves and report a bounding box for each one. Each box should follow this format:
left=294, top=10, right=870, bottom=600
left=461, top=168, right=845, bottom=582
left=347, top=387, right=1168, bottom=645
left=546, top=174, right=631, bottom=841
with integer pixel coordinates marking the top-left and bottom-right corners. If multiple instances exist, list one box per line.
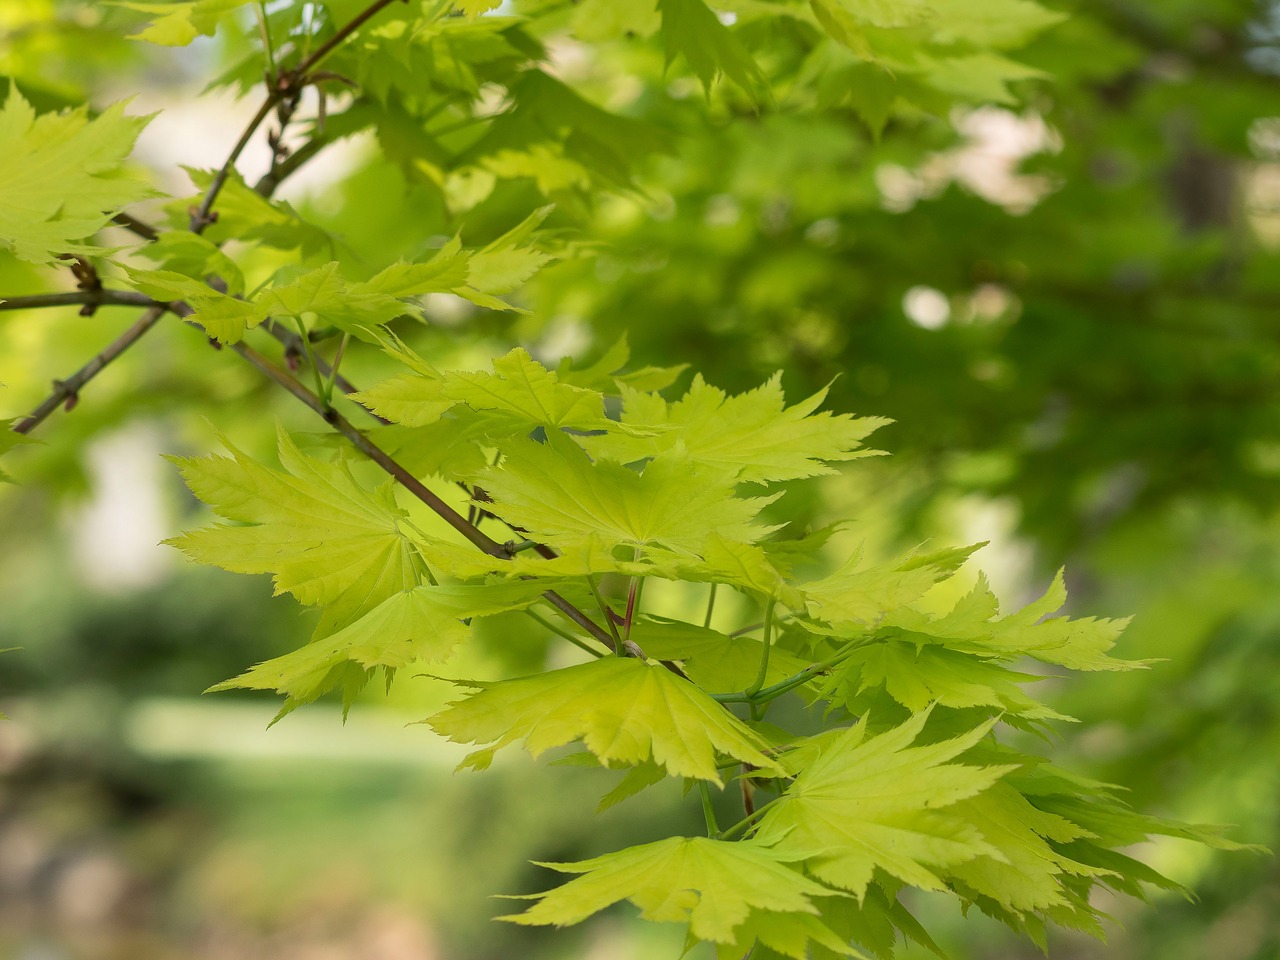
left=167, top=426, right=423, bottom=629
left=753, top=709, right=1014, bottom=898
left=128, top=207, right=553, bottom=343
left=166, top=359, right=1238, bottom=957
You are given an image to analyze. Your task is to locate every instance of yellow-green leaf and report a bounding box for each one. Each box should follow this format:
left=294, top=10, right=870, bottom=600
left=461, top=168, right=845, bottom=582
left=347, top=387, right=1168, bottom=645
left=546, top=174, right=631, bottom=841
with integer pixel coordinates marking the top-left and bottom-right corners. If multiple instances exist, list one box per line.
left=427, top=656, right=783, bottom=782
left=0, top=86, right=158, bottom=264
left=754, top=708, right=1014, bottom=897
left=502, top=836, right=843, bottom=945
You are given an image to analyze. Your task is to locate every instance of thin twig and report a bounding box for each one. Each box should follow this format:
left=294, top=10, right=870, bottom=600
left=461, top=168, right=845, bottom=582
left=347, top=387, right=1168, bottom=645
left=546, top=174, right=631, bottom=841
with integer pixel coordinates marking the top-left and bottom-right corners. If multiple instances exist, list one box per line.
left=190, top=0, right=403, bottom=231
left=14, top=306, right=167, bottom=435
left=0, top=290, right=160, bottom=312
left=190, top=95, right=277, bottom=232
left=295, top=0, right=406, bottom=78
left=252, top=134, right=332, bottom=196
left=111, top=212, right=159, bottom=241
left=199, top=327, right=621, bottom=652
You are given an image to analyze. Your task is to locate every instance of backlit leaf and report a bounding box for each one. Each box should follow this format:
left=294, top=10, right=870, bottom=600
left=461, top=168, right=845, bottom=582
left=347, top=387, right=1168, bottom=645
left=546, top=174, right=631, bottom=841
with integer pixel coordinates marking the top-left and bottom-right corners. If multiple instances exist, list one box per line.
left=590, top=374, right=888, bottom=484
left=754, top=708, right=1014, bottom=897
left=502, top=836, right=843, bottom=946
left=477, top=431, right=779, bottom=556
left=428, top=656, right=783, bottom=782
left=0, top=87, right=158, bottom=264
left=166, top=426, right=425, bottom=635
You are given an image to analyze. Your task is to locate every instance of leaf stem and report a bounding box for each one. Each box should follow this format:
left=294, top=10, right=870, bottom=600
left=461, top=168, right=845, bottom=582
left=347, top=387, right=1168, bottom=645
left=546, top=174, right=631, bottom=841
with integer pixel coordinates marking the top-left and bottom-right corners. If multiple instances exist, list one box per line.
left=745, top=598, right=776, bottom=699
left=623, top=574, right=645, bottom=647
left=587, top=575, right=624, bottom=650
left=524, top=608, right=606, bottom=658
left=699, top=782, right=720, bottom=837
left=292, top=315, right=330, bottom=405
left=712, top=636, right=863, bottom=705
left=703, top=583, right=717, bottom=628
left=716, top=803, right=770, bottom=842
left=254, top=2, right=278, bottom=83
left=191, top=0, right=403, bottom=231
left=326, top=331, right=351, bottom=399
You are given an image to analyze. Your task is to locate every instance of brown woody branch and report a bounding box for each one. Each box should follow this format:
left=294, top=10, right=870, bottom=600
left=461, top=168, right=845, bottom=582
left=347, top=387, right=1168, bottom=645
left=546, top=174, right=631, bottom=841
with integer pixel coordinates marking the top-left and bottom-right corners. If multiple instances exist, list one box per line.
left=4, top=0, right=625, bottom=658
left=211, top=324, right=621, bottom=653
left=13, top=305, right=168, bottom=435
left=0, top=290, right=159, bottom=313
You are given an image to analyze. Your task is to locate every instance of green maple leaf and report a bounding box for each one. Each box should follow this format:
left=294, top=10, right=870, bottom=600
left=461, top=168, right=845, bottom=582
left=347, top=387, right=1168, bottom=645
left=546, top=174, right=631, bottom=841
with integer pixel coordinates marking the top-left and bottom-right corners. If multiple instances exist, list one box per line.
left=571, top=0, right=662, bottom=42
left=469, top=70, right=672, bottom=192
left=455, top=0, right=503, bottom=15
left=210, top=580, right=555, bottom=706
left=502, top=836, right=847, bottom=949
left=166, top=426, right=425, bottom=635
left=753, top=708, right=1015, bottom=897
left=427, top=656, right=783, bottom=782
left=921, top=52, right=1045, bottom=104
left=259, top=261, right=410, bottom=345
left=588, top=374, right=889, bottom=484
left=945, top=783, right=1104, bottom=916
left=659, top=0, right=769, bottom=99
left=719, top=908, right=867, bottom=960
left=802, top=543, right=983, bottom=627
left=814, top=884, right=946, bottom=960
left=122, top=266, right=268, bottom=342
left=833, top=639, right=1071, bottom=722
left=356, top=347, right=608, bottom=432
left=351, top=373, right=454, bottom=428
left=886, top=571, right=1147, bottom=671
left=464, top=205, right=556, bottom=296
left=116, top=1, right=253, bottom=46
left=357, top=238, right=472, bottom=299
left=249, top=215, right=550, bottom=345
left=669, top=533, right=806, bottom=607
left=0, top=86, right=158, bottom=264
left=477, top=432, right=779, bottom=556
left=810, top=0, right=933, bottom=58
left=445, top=348, right=606, bottom=428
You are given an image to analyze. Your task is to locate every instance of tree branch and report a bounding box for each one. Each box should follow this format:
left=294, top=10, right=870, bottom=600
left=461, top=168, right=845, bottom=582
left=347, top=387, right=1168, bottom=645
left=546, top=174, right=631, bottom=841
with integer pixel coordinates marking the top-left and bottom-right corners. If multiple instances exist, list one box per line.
left=213, top=327, right=621, bottom=653
left=1, top=290, right=161, bottom=312
left=14, top=306, right=168, bottom=435
left=111, top=211, right=159, bottom=241
left=190, top=0, right=403, bottom=230
left=3, top=0, right=623, bottom=659
left=295, top=0, right=406, bottom=78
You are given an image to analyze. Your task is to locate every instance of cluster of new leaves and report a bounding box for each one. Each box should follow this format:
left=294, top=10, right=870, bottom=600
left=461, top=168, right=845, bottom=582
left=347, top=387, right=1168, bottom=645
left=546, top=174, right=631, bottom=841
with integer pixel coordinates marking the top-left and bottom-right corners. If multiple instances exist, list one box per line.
left=0, top=3, right=1257, bottom=959
left=117, top=0, right=1065, bottom=221
left=169, top=344, right=1249, bottom=957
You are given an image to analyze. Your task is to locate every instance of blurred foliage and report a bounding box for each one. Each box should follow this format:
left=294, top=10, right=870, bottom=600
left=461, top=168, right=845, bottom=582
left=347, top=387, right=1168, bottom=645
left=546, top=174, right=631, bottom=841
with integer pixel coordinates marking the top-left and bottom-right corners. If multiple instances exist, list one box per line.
left=1, top=0, right=1278, bottom=957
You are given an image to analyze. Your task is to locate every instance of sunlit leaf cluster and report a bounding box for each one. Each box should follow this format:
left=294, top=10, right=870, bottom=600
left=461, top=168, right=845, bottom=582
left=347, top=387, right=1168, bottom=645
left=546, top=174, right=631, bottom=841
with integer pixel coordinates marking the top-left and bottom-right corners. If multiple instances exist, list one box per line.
left=0, top=1, right=1261, bottom=958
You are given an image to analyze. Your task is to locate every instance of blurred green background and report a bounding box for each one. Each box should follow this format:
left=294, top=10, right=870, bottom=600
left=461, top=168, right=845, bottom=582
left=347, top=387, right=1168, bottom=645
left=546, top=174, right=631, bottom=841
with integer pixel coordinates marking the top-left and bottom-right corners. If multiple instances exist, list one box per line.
left=1, top=0, right=1278, bottom=957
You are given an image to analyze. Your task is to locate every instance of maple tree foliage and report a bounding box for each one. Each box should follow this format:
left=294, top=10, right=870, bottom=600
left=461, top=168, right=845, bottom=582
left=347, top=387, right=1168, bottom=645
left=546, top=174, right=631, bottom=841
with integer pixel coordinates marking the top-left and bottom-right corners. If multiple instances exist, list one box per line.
left=0, top=1, right=1262, bottom=958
